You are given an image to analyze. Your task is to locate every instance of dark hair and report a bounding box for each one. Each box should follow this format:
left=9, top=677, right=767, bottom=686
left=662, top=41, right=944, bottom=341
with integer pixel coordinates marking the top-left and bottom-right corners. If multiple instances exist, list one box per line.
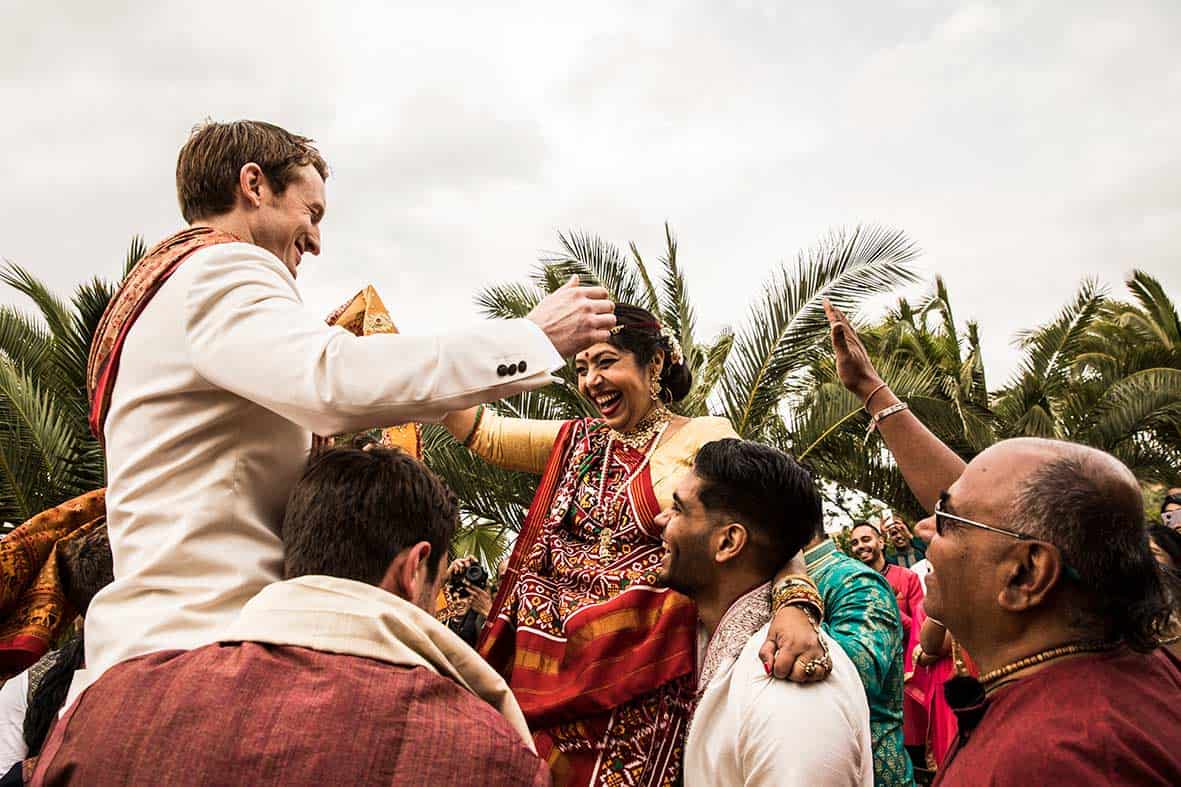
left=24, top=633, right=86, bottom=757
left=56, top=524, right=113, bottom=615
left=176, top=119, right=329, bottom=223
left=282, top=447, right=458, bottom=585
left=693, top=439, right=819, bottom=577
left=606, top=304, right=692, bottom=403
left=851, top=521, right=880, bottom=536
left=1149, top=524, right=1181, bottom=567
left=1014, top=450, right=1174, bottom=652
left=1162, top=489, right=1181, bottom=513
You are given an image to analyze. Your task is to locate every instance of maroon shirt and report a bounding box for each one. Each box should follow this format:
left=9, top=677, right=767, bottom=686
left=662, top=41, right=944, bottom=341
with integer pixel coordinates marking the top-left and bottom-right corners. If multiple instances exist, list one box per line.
left=32, top=643, right=550, bottom=786
left=934, top=648, right=1181, bottom=786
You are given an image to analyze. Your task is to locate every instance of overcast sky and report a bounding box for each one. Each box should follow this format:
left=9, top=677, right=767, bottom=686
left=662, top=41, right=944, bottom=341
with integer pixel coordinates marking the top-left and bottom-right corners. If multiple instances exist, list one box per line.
left=2, top=1, right=1178, bottom=383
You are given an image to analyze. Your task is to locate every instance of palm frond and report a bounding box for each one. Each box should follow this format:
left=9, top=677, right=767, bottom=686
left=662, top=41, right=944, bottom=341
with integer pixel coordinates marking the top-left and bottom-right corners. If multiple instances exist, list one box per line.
left=627, top=241, right=662, bottom=315
left=123, top=235, right=148, bottom=278
left=1125, top=270, right=1181, bottom=349
left=0, top=307, right=53, bottom=377
left=475, top=282, right=544, bottom=320
left=1079, top=368, right=1181, bottom=450
left=718, top=225, right=920, bottom=437
left=0, top=262, right=74, bottom=346
left=658, top=223, right=698, bottom=362
left=680, top=328, right=734, bottom=417
left=540, top=231, right=647, bottom=306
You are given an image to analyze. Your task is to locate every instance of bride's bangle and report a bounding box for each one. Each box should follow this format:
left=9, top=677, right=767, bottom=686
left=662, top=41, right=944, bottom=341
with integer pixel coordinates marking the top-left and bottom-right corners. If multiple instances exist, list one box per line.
left=771, top=575, right=824, bottom=625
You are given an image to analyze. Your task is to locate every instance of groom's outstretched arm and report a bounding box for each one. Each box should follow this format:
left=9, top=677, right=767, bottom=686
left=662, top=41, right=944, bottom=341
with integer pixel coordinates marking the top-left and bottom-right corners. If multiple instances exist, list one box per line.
left=183, top=244, right=612, bottom=436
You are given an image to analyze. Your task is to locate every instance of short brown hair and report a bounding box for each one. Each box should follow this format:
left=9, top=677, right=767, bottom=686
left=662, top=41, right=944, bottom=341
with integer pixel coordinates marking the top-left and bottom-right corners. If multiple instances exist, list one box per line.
left=282, top=447, right=458, bottom=585
left=175, top=119, right=329, bottom=223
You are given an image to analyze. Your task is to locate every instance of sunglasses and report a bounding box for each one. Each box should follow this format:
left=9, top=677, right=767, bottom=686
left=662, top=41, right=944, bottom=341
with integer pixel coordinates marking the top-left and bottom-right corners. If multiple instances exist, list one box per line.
left=934, top=492, right=1082, bottom=581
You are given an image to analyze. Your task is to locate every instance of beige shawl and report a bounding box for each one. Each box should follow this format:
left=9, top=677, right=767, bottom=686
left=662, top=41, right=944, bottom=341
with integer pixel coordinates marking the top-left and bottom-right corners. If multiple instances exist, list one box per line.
left=222, top=575, right=534, bottom=750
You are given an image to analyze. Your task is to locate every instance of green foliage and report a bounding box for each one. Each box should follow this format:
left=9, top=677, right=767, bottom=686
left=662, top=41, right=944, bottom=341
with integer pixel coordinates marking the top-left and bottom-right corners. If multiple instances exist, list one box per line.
left=434, top=224, right=920, bottom=555
left=0, top=238, right=145, bottom=522
left=794, top=270, right=1181, bottom=518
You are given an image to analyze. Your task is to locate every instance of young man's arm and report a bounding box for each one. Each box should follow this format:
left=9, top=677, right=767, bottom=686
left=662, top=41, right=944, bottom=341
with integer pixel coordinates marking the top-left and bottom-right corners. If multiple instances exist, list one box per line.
left=739, top=651, right=871, bottom=786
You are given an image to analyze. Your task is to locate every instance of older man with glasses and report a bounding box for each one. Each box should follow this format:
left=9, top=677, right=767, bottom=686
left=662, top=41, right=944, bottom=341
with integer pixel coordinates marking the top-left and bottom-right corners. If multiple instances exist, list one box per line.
left=823, top=299, right=1181, bottom=787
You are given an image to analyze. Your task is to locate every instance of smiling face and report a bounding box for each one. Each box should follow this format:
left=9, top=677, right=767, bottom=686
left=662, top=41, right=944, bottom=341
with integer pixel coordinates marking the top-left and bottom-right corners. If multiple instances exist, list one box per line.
left=885, top=518, right=912, bottom=549
left=655, top=471, right=718, bottom=599
left=850, top=524, right=884, bottom=566
left=575, top=341, right=663, bottom=431
left=250, top=163, right=325, bottom=277
left=922, top=442, right=1036, bottom=633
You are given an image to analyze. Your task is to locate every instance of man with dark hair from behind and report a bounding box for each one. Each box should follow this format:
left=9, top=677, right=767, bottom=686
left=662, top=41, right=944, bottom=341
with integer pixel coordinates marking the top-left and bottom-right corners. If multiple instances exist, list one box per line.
left=659, top=438, right=873, bottom=786
left=824, top=298, right=1181, bottom=785
left=803, top=517, right=912, bottom=785
left=32, top=448, right=549, bottom=786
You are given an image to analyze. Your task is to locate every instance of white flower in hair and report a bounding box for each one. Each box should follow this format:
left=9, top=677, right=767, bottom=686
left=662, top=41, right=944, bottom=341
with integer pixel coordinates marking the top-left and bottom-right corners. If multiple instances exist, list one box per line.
left=660, top=326, right=685, bottom=366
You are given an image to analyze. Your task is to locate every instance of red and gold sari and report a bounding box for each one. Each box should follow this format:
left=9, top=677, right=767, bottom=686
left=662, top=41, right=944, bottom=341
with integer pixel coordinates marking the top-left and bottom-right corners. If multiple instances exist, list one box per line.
left=480, top=418, right=699, bottom=787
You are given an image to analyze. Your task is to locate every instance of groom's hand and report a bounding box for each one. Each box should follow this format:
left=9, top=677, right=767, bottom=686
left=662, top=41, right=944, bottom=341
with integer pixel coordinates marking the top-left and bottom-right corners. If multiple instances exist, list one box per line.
left=528, top=275, right=616, bottom=357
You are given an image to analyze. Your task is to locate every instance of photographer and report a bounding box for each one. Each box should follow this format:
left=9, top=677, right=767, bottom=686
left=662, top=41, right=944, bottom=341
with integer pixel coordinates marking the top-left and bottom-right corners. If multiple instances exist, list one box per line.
left=442, top=557, right=493, bottom=647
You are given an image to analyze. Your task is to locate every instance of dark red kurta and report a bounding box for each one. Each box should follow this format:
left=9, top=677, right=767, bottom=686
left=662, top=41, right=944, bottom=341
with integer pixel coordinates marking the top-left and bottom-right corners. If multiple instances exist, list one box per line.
left=32, top=643, right=550, bottom=786
left=934, top=647, right=1181, bottom=786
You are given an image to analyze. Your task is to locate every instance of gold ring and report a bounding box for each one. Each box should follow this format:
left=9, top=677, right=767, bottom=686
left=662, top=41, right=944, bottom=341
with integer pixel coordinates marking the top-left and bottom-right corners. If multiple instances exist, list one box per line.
left=803, top=657, right=828, bottom=676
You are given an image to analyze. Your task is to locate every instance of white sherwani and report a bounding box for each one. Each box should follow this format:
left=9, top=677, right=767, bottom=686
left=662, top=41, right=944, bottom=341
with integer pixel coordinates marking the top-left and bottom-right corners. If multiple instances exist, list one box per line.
left=83, top=241, right=563, bottom=689
left=685, top=588, right=874, bottom=787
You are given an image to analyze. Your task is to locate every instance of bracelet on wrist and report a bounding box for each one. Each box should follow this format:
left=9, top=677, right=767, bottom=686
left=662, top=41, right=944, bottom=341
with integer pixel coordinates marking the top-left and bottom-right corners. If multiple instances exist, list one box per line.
left=862, top=382, right=889, bottom=413
left=864, top=401, right=909, bottom=444
left=771, top=577, right=824, bottom=625
left=461, top=404, right=486, bottom=448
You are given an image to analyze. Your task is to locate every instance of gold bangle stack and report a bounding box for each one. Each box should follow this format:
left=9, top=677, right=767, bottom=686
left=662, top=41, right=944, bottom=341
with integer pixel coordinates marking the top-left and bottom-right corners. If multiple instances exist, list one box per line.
left=771, top=575, right=824, bottom=625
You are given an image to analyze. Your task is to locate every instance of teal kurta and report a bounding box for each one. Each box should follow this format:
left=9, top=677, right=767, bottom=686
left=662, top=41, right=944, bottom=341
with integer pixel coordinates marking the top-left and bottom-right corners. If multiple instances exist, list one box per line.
left=807, top=539, right=915, bottom=787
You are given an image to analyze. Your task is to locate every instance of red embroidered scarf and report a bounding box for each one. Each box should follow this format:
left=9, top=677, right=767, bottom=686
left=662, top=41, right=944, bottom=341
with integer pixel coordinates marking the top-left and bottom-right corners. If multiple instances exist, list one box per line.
left=87, top=227, right=238, bottom=440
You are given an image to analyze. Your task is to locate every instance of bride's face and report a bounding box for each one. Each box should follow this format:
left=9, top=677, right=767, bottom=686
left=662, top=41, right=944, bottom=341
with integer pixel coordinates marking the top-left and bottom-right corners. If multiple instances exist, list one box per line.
left=575, top=342, right=661, bottom=432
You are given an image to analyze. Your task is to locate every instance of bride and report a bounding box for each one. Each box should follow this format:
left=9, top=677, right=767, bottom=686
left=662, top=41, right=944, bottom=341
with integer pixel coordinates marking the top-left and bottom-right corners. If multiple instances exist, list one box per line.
left=443, top=304, right=827, bottom=786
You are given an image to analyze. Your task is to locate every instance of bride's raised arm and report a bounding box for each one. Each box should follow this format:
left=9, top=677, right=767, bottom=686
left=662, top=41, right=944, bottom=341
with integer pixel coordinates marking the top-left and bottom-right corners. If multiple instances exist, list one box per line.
left=443, top=405, right=565, bottom=475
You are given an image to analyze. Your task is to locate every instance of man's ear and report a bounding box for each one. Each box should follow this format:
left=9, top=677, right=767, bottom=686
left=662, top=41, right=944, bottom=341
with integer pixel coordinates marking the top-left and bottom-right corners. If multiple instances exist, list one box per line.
left=996, top=542, right=1062, bottom=612
left=237, top=162, right=265, bottom=209
left=378, top=541, right=433, bottom=601
left=713, top=522, right=749, bottom=565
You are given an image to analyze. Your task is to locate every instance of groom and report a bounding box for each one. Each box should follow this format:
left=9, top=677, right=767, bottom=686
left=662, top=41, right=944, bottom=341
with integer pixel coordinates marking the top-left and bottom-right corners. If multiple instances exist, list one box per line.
left=78, top=119, right=616, bottom=696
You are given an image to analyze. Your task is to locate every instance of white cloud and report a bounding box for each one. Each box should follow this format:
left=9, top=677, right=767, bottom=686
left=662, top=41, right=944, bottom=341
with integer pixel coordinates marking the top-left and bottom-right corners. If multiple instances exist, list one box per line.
left=1, top=0, right=1178, bottom=385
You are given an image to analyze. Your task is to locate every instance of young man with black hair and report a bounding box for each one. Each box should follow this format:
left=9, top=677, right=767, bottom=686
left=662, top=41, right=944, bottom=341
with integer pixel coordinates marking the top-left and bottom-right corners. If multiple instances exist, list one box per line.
left=658, top=438, right=872, bottom=786
left=32, top=448, right=547, bottom=786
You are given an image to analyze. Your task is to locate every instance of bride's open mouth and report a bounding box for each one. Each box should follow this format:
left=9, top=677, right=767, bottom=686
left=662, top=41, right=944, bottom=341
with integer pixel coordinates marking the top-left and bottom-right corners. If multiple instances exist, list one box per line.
left=594, top=391, right=623, bottom=417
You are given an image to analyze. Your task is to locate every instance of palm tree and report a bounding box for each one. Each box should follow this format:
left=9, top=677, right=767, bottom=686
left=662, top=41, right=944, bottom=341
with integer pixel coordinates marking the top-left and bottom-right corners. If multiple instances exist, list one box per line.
left=424, top=223, right=921, bottom=565
left=0, top=239, right=145, bottom=529
left=994, top=271, right=1181, bottom=483
left=793, top=271, right=1181, bottom=522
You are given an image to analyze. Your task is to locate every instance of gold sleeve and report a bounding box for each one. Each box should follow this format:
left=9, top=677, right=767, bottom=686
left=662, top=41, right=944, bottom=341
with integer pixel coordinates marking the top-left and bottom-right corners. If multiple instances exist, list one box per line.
left=649, top=416, right=740, bottom=509
left=465, top=409, right=564, bottom=475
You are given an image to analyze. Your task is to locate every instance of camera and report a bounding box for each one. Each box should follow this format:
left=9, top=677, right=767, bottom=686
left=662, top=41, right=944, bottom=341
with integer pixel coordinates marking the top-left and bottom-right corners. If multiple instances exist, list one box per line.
left=449, top=562, right=489, bottom=597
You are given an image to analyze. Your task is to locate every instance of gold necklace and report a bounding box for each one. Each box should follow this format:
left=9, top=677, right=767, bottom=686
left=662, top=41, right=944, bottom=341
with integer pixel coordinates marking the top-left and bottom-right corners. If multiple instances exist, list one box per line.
left=608, top=405, right=672, bottom=452
left=594, top=407, right=673, bottom=560
left=980, top=640, right=1117, bottom=688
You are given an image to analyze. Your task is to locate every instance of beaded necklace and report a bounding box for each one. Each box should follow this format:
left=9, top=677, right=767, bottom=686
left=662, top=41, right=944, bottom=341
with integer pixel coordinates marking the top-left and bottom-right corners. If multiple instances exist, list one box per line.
left=980, top=639, right=1117, bottom=692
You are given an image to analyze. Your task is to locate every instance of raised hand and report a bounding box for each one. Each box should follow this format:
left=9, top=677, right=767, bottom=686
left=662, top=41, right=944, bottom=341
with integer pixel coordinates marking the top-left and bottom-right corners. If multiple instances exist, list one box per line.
left=823, top=298, right=884, bottom=405
left=527, top=275, right=616, bottom=357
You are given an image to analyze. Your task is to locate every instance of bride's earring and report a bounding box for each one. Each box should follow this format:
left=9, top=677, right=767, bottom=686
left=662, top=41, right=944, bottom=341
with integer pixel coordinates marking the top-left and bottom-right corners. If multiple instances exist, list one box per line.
left=649, top=370, right=662, bottom=402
